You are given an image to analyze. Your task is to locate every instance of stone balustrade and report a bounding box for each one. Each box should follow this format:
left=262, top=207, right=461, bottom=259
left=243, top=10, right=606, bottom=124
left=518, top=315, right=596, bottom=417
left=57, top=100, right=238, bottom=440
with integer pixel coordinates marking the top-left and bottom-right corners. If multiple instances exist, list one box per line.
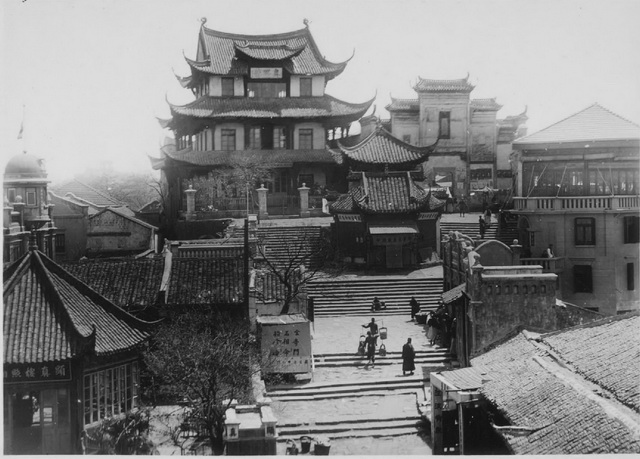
left=513, top=195, right=639, bottom=211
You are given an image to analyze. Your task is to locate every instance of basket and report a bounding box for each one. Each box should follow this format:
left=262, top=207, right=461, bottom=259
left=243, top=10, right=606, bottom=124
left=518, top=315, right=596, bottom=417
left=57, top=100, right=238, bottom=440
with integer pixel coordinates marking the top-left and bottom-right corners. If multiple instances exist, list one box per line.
left=379, top=327, right=388, bottom=340
left=314, top=436, right=331, bottom=456
left=300, top=436, right=312, bottom=454
left=379, top=343, right=387, bottom=356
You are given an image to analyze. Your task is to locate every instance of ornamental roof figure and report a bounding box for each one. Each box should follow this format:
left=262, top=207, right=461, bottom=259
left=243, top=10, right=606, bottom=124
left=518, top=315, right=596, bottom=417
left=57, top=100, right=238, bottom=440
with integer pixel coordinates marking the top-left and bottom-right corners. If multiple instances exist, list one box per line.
left=3, top=249, right=154, bottom=365
left=181, top=20, right=352, bottom=80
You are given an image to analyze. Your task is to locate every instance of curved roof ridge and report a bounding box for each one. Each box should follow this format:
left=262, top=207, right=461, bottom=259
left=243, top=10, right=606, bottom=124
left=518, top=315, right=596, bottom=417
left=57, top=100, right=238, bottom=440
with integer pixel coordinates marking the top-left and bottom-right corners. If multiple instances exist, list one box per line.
left=202, top=24, right=310, bottom=41
left=38, top=250, right=159, bottom=330
left=338, top=123, right=436, bottom=154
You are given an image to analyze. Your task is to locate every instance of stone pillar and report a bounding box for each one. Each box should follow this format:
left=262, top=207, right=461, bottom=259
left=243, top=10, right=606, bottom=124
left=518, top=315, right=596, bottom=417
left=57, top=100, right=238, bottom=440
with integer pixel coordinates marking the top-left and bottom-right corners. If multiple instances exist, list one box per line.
left=298, top=183, right=310, bottom=218
left=185, top=185, right=197, bottom=221
left=3, top=199, right=12, bottom=229
left=510, top=240, right=522, bottom=266
left=256, top=184, right=268, bottom=219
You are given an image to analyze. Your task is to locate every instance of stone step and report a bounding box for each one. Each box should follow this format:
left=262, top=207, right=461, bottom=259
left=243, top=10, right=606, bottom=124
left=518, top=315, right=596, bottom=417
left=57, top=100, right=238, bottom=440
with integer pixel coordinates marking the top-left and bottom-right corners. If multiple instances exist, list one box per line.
left=278, top=414, right=421, bottom=429
left=314, top=350, right=448, bottom=358
left=269, top=387, right=424, bottom=402
left=277, top=417, right=424, bottom=437
left=268, top=374, right=428, bottom=392
left=267, top=379, right=425, bottom=397
left=314, top=358, right=451, bottom=368
left=277, top=424, right=426, bottom=442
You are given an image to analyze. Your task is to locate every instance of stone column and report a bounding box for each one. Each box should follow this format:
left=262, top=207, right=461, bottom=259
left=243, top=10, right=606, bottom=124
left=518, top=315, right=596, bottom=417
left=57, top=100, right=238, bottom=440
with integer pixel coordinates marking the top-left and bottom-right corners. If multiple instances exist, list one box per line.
left=298, top=183, right=310, bottom=218
left=185, top=185, right=197, bottom=221
left=510, top=240, right=522, bottom=266
left=256, top=184, right=268, bottom=220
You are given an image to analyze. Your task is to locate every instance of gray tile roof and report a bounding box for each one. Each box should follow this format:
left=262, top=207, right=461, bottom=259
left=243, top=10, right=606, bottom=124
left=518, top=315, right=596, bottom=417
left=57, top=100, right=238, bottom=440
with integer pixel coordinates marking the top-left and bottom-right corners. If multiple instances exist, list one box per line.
left=164, top=148, right=336, bottom=168
left=414, top=76, right=475, bottom=93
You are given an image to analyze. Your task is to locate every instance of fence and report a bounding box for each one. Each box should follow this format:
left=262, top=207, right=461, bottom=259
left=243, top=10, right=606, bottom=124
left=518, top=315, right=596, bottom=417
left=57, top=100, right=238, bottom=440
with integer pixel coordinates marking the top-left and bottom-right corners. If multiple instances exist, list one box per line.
left=267, top=194, right=299, bottom=215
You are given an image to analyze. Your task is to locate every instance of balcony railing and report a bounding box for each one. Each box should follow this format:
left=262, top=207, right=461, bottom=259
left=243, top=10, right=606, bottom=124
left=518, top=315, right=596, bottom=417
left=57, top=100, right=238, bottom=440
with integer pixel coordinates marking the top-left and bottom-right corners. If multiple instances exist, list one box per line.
left=513, top=195, right=639, bottom=211
left=520, top=256, right=564, bottom=273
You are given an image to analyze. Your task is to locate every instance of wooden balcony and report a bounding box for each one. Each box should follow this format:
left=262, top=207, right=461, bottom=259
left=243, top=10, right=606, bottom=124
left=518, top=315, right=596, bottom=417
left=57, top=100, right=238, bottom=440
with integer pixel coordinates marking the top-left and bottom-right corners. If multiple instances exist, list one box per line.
left=513, top=195, right=639, bottom=212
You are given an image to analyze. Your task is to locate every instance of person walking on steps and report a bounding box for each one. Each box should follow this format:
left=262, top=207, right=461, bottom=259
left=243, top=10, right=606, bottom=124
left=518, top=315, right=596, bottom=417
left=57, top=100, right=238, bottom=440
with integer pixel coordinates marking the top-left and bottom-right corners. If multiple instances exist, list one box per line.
left=402, top=338, right=416, bottom=376
left=371, top=296, right=382, bottom=311
left=410, top=296, right=420, bottom=320
left=365, top=331, right=378, bottom=367
left=458, top=197, right=467, bottom=217
left=362, top=318, right=379, bottom=345
left=479, top=215, right=486, bottom=239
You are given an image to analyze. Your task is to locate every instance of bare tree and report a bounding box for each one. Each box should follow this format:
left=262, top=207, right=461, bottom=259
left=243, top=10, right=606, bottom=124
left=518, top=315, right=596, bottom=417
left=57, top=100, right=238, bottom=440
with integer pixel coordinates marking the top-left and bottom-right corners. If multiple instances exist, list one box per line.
left=143, top=309, right=260, bottom=454
left=253, top=227, right=343, bottom=315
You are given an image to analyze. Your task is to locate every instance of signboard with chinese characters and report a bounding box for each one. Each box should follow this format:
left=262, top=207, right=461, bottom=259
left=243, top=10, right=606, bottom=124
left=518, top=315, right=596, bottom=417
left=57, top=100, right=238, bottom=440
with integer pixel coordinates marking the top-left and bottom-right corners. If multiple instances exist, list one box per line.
left=4, top=362, right=72, bottom=383
left=259, top=315, right=311, bottom=374
left=250, top=68, right=283, bottom=79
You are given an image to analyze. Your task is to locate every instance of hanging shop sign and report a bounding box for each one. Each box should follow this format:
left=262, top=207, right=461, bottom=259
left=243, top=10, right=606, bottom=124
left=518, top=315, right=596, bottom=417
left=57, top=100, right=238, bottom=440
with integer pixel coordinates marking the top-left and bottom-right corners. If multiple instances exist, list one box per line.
left=250, top=68, right=283, bottom=79
left=4, top=362, right=72, bottom=383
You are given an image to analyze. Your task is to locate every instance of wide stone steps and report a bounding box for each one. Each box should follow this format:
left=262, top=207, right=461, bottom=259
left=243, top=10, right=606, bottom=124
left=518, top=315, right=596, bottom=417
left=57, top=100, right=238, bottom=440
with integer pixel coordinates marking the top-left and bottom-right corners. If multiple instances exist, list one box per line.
left=440, top=222, right=498, bottom=240
left=276, top=417, right=426, bottom=440
left=307, top=278, right=443, bottom=316
left=314, top=350, right=452, bottom=368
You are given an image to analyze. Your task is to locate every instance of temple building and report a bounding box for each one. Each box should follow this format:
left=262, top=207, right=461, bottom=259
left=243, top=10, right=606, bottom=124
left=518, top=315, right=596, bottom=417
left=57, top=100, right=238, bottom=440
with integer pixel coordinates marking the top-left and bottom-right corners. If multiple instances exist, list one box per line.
left=385, top=75, right=527, bottom=204
left=511, top=103, right=640, bottom=314
left=3, top=246, right=154, bottom=454
left=330, top=125, right=445, bottom=269
left=153, top=19, right=374, bottom=226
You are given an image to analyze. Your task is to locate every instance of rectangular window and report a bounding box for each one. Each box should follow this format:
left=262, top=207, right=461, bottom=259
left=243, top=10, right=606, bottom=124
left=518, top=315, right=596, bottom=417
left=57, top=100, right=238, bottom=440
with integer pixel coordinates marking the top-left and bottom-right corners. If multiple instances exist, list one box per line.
left=300, top=77, right=312, bottom=97
left=272, top=172, right=289, bottom=194
left=221, top=77, right=234, bottom=96
left=273, top=126, right=287, bottom=149
left=627, top=262, right=635, bottom=291
left=299, top=129, right=314, bottom=149
left=439, top=111, right=451, bottom=139
left=7, top=188, right=16, bottom=203
left=573, top=265, right=593, bottom=293
left=248, top=127, right=261, bottom=149
left=26, top=188, right=37, bottom=206
left=624, top=216, right=639, bottom=244
left=575, top=218, right=596, bottom=245
left=83, top=363, right=139, bottom=425
left=221, top=129, right=236, bottom=150
left=247, top=82, right=287, bottom=98
left=55, top=233, right=66, bottom=253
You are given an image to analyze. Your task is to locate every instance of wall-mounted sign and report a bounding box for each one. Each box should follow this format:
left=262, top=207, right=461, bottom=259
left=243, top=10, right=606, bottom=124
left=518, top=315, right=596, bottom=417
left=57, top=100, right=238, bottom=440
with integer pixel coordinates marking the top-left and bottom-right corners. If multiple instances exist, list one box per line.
left=4, top=362, right=72, bottom=383
left=259, top=316, right=311, bottom=374
left=250, top=68, right=283, bottom=79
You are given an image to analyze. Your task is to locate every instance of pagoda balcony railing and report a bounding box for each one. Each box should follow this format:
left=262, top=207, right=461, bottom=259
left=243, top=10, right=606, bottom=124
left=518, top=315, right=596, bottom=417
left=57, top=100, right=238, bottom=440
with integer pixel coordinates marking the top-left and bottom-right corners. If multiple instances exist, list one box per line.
left=520, top=256, right=564, bottom=274
left=513, top=195, right=639, bottom=211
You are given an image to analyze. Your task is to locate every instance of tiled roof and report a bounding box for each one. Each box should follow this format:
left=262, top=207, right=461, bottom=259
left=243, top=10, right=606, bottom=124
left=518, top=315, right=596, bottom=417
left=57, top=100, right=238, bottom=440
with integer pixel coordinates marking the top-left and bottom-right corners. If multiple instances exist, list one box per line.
left=385, top=97, right=419, bottom=112
left=467, top=322, right=640, bottom=454
left=330, top=172, right=445, bottom=214
left=51, top=179, right=126, bottom=207
left=336, top=125, right=435, bottom=165
left=168, top=94, right=373, bottom=121
left=167, top=258, right=244, bottom=305
left=514, top=103, right=640, bottom=146
left=413, top=75, right=475, bottom=93
left=60, top=258, right=165, bottom=309
left=89, top=207, right=158, bottom=231
left=441, top=283, right=466, bottom=304
left=3, top=250, right=151, bottom=364
left=471, top=98, right=502, bottom=111
left=189, top=24, right=349, bottom=80
left=543, top=313, right=640, bottom=413
left=164, top=148, right=335, bottom=168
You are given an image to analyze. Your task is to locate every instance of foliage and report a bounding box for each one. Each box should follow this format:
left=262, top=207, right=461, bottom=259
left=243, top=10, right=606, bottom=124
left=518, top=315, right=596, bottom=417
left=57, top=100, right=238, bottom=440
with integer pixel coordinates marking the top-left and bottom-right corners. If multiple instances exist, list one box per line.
left=254, top=227, right=342, bottom=315
left=79, top=169, right=162, bottom=212
left=85, top=408, right=155, bottom=455
left=184, top=158, right=273, bottom=211
left=143, top=309, right=259, bottom=453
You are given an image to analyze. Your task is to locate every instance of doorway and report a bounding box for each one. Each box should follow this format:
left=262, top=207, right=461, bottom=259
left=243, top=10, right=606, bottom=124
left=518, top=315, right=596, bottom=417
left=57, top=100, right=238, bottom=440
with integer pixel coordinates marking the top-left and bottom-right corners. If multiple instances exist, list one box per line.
left=5, top=387, right=71, bottom=455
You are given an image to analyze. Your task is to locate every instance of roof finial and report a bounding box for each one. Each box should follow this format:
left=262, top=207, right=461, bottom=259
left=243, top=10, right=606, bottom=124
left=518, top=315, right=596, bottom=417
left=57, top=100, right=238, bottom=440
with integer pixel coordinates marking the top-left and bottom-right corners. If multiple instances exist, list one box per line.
left=29, top=228, right=38, bottom=251
left=201, top=17, right=207, bottom=26
left=303, top=18, right=310, bottom=28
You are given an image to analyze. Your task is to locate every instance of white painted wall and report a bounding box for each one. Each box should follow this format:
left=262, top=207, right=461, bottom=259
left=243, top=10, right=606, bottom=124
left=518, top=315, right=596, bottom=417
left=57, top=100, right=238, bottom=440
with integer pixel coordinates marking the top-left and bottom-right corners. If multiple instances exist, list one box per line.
left=290, top=75, right=325, bottom=97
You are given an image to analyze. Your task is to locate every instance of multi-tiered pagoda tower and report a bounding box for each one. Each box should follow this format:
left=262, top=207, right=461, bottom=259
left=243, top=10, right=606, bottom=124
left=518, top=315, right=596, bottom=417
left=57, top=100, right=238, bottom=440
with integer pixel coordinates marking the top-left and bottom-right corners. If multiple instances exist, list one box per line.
left=154, top=19, right=373, bottom=225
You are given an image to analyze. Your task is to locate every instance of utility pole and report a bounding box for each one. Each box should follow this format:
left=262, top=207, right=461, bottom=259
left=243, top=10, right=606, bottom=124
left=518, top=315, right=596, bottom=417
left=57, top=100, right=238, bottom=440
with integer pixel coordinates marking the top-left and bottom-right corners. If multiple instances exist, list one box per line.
left=243, top=217, right=250, bottom=321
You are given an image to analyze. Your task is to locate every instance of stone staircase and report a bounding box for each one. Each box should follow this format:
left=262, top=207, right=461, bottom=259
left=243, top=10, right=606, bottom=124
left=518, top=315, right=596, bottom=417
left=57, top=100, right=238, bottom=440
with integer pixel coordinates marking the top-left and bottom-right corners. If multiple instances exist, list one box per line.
left=497, top=218, right=519, bottom=246
left=439, top=221, right=498, bottom=241
left=307, top=277, right=443, bottom=317
left=313, top=349, right=453, bottom=370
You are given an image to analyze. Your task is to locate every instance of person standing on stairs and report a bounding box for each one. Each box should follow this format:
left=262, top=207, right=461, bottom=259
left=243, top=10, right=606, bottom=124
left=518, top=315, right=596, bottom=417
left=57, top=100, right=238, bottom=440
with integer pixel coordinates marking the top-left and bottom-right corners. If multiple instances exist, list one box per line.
left=479, top=215, right=486, bottom=239
left=362, top=318, right=379, bottom=345
left=458, top=197, right=467, bottom=217
left=402, top=338, right=416, bottom=376
left=410, top=296, right=420, bottom=320
left=365, top=331, right=378, bottom=367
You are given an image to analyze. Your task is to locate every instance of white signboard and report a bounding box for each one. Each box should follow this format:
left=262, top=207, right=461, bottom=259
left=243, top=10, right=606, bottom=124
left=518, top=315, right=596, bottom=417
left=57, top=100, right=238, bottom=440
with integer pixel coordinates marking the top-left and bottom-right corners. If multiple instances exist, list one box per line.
left=250, top=68, right=283, bottom=79
left=261, top=320, right=311, bottom=373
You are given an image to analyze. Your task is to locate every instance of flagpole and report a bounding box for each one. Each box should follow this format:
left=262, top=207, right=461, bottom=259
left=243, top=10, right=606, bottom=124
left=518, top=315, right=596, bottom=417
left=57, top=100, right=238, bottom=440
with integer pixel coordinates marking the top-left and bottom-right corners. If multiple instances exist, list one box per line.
left=18, top=104, right=26, bottom=153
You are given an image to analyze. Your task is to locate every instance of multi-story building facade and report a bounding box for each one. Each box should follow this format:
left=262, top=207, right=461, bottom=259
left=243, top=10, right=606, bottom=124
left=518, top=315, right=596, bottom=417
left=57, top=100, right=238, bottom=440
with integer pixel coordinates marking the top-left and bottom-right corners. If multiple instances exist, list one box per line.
left=153, top=19, right=373, bottom=226
left=512, top=103, right=640, bottom=315
left=385, top=75, right=527, bottom=202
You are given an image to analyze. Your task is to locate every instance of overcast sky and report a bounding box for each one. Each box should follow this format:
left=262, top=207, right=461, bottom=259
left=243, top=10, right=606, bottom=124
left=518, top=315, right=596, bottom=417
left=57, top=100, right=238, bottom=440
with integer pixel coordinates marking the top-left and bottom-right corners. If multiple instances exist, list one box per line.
left=1, top=0, right=639, bottom=182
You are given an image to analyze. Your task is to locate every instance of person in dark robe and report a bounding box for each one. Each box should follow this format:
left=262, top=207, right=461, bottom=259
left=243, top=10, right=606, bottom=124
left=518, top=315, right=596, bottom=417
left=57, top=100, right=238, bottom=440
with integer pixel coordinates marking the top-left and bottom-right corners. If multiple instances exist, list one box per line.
left=410, top=296, right=420, bottom=320
left=362, top=318, right=379, bottom=345
left=365, top=331, right=378, bottom=366
left=402, top=338, right=416, bottom=375
left=479, top=216, right=486, bottom=239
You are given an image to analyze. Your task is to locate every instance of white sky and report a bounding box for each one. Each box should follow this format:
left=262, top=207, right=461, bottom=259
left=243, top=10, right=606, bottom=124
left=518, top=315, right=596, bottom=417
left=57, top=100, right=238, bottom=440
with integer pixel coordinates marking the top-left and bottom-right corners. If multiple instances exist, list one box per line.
left=1, top=0, right=639, bottom=182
